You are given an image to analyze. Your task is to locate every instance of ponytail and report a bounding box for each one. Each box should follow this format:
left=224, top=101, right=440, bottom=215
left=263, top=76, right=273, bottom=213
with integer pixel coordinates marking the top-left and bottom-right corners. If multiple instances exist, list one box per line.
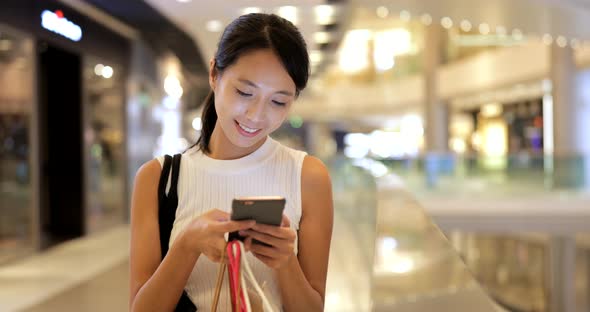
left=195, top=90, right=217, bottom=153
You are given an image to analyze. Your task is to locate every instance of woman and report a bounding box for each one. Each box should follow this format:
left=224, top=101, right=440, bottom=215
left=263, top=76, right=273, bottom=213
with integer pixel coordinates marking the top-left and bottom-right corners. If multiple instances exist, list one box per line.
left=129, top=13, right=333, bottom=311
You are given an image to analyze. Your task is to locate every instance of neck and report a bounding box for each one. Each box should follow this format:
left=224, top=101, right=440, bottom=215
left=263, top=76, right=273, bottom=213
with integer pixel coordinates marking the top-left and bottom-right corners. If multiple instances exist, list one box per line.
left=207, top=122, right=266, bottom=160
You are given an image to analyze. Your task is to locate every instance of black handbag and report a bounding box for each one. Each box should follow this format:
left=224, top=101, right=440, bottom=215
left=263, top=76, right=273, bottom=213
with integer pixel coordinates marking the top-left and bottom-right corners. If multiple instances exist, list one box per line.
left=158, top=154, right=198, bottom=312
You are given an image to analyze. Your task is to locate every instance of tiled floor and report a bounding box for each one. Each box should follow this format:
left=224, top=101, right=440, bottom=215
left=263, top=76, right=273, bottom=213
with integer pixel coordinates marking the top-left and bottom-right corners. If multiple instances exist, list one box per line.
left=23, top=262, right=129, bottom=312
left=0, top=226, right=129, bottom=311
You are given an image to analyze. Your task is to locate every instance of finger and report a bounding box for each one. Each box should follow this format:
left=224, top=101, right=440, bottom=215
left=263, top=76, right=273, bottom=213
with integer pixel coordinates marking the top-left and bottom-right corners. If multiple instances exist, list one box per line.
left=249, top=241, right=277, bottom=258
left=252, top=223, right=292, bottom=239
left=244, top=237, right=253, bottom=252
left=240, top=230, right=282, bottom=247
left=208, top=209, right=230, bottom=220
left=215, top=220, right=255, bottom=233
left=281, top=214, right=291, bottom=227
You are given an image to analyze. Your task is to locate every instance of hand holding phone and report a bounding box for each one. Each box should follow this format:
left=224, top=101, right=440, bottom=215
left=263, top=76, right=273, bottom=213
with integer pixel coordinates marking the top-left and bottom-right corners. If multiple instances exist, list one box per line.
left=228, top=196, right=286, bottom=244
left=239, top=212, right=297, bottom=269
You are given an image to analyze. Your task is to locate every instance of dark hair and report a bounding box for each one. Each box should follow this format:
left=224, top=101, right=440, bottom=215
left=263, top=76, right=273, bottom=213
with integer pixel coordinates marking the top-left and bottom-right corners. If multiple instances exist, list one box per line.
left=195, top=13, right=310, bottom=154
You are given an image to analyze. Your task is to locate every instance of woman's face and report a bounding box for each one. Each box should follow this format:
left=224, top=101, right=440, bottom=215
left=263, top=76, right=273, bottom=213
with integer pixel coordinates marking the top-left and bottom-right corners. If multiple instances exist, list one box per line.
left=210, top=49, right=296, bottom=150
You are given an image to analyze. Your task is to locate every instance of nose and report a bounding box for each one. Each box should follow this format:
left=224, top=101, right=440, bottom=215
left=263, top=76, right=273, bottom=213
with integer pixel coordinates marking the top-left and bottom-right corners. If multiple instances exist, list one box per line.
left=245, top=98, right=265, bottom=123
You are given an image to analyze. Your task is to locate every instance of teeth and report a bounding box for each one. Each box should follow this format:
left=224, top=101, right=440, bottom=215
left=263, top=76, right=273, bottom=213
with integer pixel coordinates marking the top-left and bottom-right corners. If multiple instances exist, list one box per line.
left=238, top=122, right=259, bottom=133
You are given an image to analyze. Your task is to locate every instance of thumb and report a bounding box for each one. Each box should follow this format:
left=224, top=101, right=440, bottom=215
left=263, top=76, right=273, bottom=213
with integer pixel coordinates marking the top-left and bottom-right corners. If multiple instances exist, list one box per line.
left=207, top=209, right=230, bottom=220
left=281, top=214, right=291, bottom=227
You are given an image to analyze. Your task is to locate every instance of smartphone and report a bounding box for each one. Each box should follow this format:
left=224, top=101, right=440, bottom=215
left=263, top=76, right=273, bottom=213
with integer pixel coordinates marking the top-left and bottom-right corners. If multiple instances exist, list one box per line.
left=228, top=196, right=286, bottom=244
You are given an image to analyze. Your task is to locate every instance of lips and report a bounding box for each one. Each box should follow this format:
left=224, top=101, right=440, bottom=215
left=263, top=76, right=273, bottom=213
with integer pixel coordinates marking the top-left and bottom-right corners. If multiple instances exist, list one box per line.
left=234, top=120, right=262, bottom=138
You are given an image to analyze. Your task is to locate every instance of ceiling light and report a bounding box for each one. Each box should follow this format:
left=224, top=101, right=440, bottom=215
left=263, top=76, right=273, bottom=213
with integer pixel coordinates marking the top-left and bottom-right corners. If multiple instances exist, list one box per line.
left=376, top=6, right=389, bottom=18
left=315, top=5, right=335, bottom=25
left=94, top=64, right=104, bottom=76
left=339, top=29, right=371, bottom=73
left=310, top=50, right=322, bottom=65
left=441, top=17, right=453, bottom=29
left=380, top=29, right=412, bottom=56
left=176, top=0, right=191, bottom=2
left=313, top=32, right=330, bottom=44
left=206, top=20, right=223, bottom=32
left=101, top=66, right=113, bottom=79
left=556, top=36, right=567, bottom=48
left=277, top=6, right=298, bottom=25
left=164, top=75, right=183, bottom=99
left=373, top=29, right=412, bottom=72
left=460, top=20, right=472, bottom=32
left=420, top=14, right=432, bottom=25
left=399, top=10, right=411, bottom=22
left=479, top=23, right=490, bottom=35
left=373, top=33, right=396, bottom=71
left=542, top=34, right=553, bottom=45
left=481, top=103, right=503, bottom=117
left=242, top=7, right=261, bottom=15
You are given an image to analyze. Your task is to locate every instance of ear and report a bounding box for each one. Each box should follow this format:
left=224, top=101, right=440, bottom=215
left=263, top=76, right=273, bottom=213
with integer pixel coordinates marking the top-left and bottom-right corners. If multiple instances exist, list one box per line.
left=209, top=58, right=217, bottom=91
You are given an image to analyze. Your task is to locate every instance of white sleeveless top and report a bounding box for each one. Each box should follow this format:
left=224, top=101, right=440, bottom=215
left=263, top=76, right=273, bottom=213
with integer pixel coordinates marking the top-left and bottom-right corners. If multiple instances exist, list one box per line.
left=156, top=136, right=306, bottom=311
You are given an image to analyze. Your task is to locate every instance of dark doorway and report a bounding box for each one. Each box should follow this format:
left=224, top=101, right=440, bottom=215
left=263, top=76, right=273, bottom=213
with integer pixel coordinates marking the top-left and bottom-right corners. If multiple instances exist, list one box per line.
left=37, top=42, right=84, bottom=249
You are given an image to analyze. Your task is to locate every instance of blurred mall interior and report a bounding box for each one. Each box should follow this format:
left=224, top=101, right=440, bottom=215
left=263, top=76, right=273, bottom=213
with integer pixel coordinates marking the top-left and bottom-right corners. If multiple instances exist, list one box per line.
left=1, top=0, right=590, bottom=311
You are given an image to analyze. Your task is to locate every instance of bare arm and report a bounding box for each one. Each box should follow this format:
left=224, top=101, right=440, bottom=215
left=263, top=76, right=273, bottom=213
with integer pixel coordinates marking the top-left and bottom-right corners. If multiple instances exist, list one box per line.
left=129, top=159, right=255, bottom=311
left=275, top=156, right=334, bottom=311
left=129, top=159, right=200, bottom=312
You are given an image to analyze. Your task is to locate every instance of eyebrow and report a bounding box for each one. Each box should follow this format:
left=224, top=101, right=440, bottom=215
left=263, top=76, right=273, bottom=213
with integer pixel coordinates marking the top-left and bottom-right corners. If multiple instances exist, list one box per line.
left=238, top=78, right=294, bottom=97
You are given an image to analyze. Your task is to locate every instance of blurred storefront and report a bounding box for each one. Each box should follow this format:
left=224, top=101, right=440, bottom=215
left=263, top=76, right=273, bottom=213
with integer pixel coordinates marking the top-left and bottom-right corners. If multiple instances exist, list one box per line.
left=0, top=0, right=208, bottom=263
left=0, top=0, right=131, bottom=260
left=0, top=24, right=36, bottom=262
left=451, top=98, right=545, bottom=171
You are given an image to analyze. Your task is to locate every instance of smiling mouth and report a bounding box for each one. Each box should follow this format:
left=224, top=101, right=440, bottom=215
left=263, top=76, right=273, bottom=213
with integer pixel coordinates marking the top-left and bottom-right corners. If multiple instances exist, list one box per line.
left=235, top=120, right=262, bottom=136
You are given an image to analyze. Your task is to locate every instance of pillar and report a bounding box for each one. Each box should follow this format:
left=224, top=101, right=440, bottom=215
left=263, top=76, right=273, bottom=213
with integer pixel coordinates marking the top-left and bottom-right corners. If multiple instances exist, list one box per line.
left=423, top=24, right=450, bottom=187
left=547, top=236, right=576, bottom=312
left=550, top=44, right=590, bottom=188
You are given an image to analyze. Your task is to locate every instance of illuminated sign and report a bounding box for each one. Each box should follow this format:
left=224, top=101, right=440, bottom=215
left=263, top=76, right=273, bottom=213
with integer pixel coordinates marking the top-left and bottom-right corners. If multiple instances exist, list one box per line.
left=41, top=10, right=82, bottom=42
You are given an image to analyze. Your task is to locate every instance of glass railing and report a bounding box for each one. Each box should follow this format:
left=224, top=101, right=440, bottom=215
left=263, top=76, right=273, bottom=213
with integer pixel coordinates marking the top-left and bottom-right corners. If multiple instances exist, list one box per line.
left=324, top=155, right=378, bottom=311
left=377, top=154, right=590, bottom=197
left=368, top=153, right=590, bottom=312
left=445, top=231, right=590, bottom=312
left=325, top=155, right=502, bottom=311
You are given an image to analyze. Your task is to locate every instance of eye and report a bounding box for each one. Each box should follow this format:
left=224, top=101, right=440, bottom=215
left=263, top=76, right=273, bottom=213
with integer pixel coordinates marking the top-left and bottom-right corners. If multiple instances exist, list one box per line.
left=236, top=89, right=252, bottom=97
left=272, top=100, right=287, bottom=107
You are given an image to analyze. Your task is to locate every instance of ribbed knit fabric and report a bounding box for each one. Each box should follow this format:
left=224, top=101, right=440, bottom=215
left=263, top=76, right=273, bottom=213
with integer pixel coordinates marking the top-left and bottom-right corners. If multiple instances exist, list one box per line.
left=156, top=136, right=306, bottom=311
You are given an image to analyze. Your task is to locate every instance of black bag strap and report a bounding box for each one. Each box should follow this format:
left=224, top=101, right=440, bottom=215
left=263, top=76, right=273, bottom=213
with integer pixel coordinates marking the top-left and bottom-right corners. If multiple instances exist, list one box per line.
left=157, top=154, right=197, bottom=312
left=169, top=153, right=182, bottom=201
left=157, top=155, right=172, bottom=211
left=158, top=154, right=181, bottom=259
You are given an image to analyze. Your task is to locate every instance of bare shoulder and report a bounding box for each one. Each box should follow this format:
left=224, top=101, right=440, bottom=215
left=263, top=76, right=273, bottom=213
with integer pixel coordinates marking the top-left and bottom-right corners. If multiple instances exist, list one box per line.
left=135, top=159, right=162, bottom=183
left=302, top=155, right=331, bottom=187
left=131, top=159, right=162, bottom=219
left=301, top=156, right=332, bottom=209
